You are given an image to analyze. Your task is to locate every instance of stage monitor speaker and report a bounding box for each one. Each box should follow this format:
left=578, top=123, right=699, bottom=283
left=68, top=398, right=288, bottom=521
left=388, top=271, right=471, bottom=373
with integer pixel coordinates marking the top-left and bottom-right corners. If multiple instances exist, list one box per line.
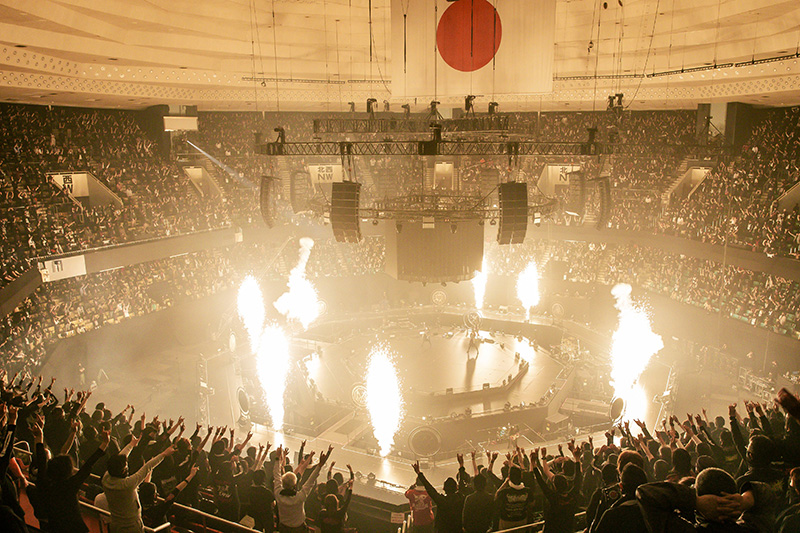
left=497, top=182, right=528, bottom=244
left=259, top=175, right=277, bottom=228
left=330, top=181, right=362, bottom=243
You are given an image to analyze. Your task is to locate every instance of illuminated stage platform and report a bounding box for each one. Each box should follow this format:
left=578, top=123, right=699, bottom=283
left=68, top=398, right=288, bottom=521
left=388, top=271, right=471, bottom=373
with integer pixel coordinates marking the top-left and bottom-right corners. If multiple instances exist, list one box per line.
left=40, top=301, right=671, bottom=503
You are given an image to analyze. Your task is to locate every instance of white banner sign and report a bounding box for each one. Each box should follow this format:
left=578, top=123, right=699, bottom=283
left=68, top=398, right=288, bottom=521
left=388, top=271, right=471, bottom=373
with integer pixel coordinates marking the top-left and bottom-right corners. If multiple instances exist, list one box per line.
left=308, top=165, right=344, bottom=184
left=538, top=165, right=581, bottom=196
left=50, top=172, right=90, bottom=197
left=39, top=255, right=87, bottom=282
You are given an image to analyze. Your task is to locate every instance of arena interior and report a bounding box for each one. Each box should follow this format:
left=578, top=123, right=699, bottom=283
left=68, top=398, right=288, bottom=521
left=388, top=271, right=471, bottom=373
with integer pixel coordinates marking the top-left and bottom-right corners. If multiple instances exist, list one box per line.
left=3, top=1, right=800, bottom=532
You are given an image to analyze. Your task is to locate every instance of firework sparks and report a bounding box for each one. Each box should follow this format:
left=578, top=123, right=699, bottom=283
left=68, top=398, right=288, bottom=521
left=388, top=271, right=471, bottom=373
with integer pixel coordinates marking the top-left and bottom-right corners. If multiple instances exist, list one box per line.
left=366, top=346, right=404, bottom=457
left=274, top=238, right=320, bottom=329
left=256, top=323, right=291, bottom=431
left=237, top=275, right=265, bottom=351
left=472, top=259, right=488, bottom=310
left=609, top=284, right=663, bottom=424
left=516, top=261, right=540, bottom=320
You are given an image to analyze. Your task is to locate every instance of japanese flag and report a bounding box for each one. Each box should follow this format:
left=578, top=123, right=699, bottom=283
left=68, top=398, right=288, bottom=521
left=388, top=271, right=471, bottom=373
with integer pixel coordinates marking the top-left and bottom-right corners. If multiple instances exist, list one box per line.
left=391, top=0, right=556, bottom=99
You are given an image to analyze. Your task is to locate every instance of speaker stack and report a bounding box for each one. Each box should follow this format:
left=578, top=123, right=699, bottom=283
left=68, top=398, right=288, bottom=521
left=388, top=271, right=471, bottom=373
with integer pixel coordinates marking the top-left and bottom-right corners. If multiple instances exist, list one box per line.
left=330, top=181, right=362, bottom=243
left=259, top=175, right=277, bottom=228
left=497, top=182, right=528, bottom=244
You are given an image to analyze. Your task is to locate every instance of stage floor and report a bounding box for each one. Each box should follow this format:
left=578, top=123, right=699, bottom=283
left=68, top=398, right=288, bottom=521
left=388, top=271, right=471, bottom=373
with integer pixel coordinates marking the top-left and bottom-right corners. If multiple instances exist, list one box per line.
left=38, top=310, right=677, bottom=492
left=308, top=323, right=565, bottom=419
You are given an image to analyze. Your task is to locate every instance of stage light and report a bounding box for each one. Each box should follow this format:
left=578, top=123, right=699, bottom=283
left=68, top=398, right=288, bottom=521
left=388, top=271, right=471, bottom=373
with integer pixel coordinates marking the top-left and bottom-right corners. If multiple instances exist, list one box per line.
left=372, top=219, right=379, bottom=225
left=489, top=218, right=497, bottom=226
left=450, top=222, right=458, bottom=234
left=395, top=221, right=403, bottom=233
left=348, top=102, right=355, bottom=112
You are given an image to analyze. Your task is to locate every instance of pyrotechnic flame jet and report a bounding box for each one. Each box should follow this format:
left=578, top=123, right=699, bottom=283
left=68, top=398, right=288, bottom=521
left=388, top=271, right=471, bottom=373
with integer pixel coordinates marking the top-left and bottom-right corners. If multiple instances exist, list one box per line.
left=609, top=283, right=663, bottom=425
left=274, top=238, right=320, bottom=330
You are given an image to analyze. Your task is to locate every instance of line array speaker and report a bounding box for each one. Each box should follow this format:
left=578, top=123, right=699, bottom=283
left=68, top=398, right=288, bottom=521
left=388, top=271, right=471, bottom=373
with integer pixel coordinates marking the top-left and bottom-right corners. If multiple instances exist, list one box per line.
left=259, top=175, right=277, bottom=228
left=497, top=182, right=528, bottom=244
left=330, top=181, right=362, bottom=243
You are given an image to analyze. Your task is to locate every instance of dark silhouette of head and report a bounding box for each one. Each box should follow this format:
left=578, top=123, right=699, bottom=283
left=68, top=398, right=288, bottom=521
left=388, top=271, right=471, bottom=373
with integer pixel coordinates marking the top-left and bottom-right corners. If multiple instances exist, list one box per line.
left=509, top=466, right=522, bottom=485
left=47, top=455, right=75, bottom=481
left=443, top=477, right=457, bottom=495
left=747, top=435, right=775, bottom=467
left=107, top=454, right=128, bottom=478
left=620, top=464, right=647, bottom=495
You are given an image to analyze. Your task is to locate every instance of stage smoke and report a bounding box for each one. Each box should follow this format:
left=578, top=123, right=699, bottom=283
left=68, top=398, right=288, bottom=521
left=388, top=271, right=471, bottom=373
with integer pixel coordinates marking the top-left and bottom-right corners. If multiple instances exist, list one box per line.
left=366, top=345, right=404, bottom=457
left=256, top=323, right=291, bottom=431
left=472, top=259, right=488, bottom=310
left=274, top=237, right=320, bottom=329
left=516, top=261, right=540, bottom=320
left=609, top=284, right=663, bottom=424
left=237, top=275, right=265, bottom=351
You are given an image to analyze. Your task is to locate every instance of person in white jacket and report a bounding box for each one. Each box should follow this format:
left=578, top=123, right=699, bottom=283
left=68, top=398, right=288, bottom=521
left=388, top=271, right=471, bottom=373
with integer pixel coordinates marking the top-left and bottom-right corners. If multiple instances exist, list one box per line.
left=273, top=444, right=334, bottom=533
left=102, top=433, right=176, bottom=533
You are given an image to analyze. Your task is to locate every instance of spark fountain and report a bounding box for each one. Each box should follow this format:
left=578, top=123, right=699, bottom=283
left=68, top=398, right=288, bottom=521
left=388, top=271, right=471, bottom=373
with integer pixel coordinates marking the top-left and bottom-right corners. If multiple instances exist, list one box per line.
left=365, top=345, right=404, bottom=457
left=274, top=238, right=320, bottom=329
left=609, top=283, right=664, bottom=425
left=472, top=259, right=488, bottom=310
left=237, top=275, right=265, bottom=351
left=516, top=260, right=540, bottom=320
left=256, top=323, right=291, bottom=431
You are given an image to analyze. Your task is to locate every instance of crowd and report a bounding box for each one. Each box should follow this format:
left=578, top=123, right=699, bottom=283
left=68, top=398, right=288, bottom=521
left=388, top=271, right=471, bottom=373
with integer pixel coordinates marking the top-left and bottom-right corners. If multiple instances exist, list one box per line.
left=406, top=386, right=800, bottom=533
left=0, top=103, right=235, bottom=293
left=5, top=369, right=800, bottom=533
left=0, top=237, right=386, bottom=375
left=483, top=238, right=800, bottom=341
left=0, top=371, right=353, bottom=533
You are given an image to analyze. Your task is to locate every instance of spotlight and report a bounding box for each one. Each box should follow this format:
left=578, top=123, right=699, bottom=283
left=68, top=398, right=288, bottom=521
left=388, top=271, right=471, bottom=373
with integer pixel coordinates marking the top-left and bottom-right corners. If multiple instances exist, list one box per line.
left=383, top=100, right=390, bottom=112
left=348, top=101, right=355, bottom=112
left=366, top=98, right=377, bottom=114
left=490, top=218, right=497, bottom=226
left=260, top=80, right=267, bottom=87
left=402, top=103, right=411, bottom=118
left=372, top=219, right=379, bottom=226
left=450, top=222, right=458, bottom=234
left=395, top=221, right=403, bottom=233
left=488, top=102, right=499, bottom=115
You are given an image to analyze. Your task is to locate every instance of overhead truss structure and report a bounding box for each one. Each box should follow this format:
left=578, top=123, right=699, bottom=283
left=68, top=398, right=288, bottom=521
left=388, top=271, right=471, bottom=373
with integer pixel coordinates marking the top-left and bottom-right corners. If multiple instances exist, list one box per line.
left=312, top=115, right=510, bottom=135
left=257, top=132, right=722, bottom=158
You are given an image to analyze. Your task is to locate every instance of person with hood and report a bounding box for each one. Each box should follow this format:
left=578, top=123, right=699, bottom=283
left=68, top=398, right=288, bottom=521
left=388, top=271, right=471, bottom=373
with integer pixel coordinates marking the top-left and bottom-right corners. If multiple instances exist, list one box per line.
left=462, top=472, right=494, bottom=533
left=273, top=444, right=333, bottom=532
left=592, top=463, right=648, bottom=533
left=532, top=443, right=583, bottom=533
left=637, top=467, right=776, bottom=532
left=495, top=463, right=534, bottom=530
left=412, top=461, right=465, bottom=533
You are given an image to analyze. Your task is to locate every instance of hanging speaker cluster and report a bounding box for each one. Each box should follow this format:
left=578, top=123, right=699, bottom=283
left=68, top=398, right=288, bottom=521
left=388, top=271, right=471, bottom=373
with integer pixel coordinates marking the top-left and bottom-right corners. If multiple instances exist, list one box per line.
left=259, top=175, right=278, bottom=228
left=330, top=181, right=362, bottom=243
left=497, top=182, right=528, bottom=244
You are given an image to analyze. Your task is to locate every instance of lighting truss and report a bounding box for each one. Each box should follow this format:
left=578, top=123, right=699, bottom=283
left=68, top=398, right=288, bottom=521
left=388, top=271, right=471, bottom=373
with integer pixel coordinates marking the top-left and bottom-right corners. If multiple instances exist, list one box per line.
left=312, top=115, right=510, bottom=134
left=257, top=136, right=721, bottom=158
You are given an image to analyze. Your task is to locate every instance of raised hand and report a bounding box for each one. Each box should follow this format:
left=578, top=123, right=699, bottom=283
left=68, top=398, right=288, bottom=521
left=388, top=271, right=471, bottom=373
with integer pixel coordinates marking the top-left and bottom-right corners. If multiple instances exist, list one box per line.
left=412, top=461, right=421, bottom=475
left=729, top=403, right=738, bottom=418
